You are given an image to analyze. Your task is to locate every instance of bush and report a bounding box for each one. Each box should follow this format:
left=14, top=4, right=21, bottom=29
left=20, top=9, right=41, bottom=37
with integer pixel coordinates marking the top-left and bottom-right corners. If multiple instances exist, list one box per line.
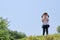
left=57, top=26, right=60, bottom=33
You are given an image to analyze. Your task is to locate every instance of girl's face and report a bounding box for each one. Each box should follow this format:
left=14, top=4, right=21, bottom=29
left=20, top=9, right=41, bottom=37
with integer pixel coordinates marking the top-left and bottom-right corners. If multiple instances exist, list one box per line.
left=43, top=15, right=48, bottom=19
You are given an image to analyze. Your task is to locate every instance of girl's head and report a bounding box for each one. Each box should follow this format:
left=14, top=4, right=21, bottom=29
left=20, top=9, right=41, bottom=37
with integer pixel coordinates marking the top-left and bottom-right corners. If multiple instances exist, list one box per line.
left=42, top=12, right=49, bottom=18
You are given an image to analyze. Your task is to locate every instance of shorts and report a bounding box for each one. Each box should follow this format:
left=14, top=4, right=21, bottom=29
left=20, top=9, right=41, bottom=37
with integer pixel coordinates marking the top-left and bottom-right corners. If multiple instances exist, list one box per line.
left=42, top=24, right=50, bottom=28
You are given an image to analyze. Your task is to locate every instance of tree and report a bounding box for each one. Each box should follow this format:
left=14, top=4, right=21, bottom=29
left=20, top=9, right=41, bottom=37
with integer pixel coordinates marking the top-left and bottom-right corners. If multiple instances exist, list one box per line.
left=57, top=26, right=60, bottom=33
left=9, top=30, right=26, bottom=40
left=0, top=17, right=9, bottom=30
left=0, top=17, right=10, bottom=40
left=0, top=17, right=26, bottom=40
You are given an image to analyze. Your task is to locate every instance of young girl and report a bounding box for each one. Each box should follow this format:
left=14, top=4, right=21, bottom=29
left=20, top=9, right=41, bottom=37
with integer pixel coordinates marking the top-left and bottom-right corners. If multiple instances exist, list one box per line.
left=41, top=12, right=50, bottom=35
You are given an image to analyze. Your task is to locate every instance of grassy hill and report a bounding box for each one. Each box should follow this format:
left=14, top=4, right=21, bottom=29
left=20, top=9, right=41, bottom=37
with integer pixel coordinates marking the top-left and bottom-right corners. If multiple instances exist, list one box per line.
left=19, top=34, right=60, bottom=40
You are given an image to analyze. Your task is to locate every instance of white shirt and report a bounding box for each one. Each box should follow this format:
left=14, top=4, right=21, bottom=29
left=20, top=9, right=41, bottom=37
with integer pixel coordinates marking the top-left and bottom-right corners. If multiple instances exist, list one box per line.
left=42, top=16, right=49, bottom=25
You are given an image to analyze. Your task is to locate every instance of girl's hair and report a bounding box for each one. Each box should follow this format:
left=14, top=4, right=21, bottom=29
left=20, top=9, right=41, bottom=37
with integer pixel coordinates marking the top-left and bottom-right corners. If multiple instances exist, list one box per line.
left=42, top=12, right=49, bottom=18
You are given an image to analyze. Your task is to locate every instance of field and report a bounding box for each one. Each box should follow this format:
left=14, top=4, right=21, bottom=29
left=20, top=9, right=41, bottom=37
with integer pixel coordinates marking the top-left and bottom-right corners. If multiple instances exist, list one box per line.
left=19, top=34, right=60, bottom=40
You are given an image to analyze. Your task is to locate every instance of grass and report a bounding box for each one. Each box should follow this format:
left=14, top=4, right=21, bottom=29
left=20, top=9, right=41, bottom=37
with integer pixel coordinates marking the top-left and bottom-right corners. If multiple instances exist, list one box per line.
left=19, top=34, right=60, bottom=40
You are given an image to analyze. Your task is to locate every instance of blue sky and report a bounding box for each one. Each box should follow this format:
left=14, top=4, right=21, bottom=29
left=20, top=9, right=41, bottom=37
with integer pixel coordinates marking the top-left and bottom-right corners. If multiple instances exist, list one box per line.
left=0, top=0, right=60, bottom=36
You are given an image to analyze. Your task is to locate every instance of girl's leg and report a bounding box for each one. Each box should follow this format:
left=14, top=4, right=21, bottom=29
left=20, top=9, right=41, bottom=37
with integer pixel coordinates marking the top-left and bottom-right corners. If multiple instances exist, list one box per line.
left=43, top=28, right=45, bottom=35
left=46, top=27, right=48, bottom=35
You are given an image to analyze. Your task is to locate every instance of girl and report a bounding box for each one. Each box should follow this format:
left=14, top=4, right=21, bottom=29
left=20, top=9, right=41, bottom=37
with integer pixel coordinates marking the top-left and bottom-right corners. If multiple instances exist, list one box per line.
left=41, top=12, right=50, bottom=35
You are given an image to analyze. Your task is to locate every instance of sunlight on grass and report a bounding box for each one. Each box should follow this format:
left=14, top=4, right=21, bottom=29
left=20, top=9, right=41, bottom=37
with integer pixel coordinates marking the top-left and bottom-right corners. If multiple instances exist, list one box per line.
left=20, top=34, right=60, bottom=40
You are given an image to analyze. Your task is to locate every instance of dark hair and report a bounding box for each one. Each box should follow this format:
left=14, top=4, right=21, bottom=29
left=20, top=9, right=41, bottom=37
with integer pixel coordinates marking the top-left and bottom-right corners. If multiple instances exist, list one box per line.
left=43, top=12, right=48, bottom=15
left=42, top=12, right=49, bottom=18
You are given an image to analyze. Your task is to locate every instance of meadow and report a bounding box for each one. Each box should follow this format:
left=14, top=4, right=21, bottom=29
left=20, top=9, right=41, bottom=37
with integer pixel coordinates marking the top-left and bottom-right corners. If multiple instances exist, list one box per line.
left=20, top=34, right=60, bottom=40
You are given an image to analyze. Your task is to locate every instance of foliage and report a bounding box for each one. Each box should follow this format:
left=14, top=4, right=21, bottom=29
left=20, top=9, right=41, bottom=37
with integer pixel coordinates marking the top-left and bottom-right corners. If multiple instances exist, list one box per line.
left=9, top=30, right=26, bottom=40
left=21, top=34, right=60, bottom=40
left=0, top=17, right=9, bottom=30
left=0, top=17, right=10, bottom=40
left=0, top=17, right=26, bottom=40
left=57, top=26, right=60, bottom=33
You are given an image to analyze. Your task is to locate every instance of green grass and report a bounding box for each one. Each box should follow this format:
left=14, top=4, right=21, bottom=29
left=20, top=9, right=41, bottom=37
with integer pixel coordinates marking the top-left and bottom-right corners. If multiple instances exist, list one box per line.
left=19, top=34, right=60, bottom=40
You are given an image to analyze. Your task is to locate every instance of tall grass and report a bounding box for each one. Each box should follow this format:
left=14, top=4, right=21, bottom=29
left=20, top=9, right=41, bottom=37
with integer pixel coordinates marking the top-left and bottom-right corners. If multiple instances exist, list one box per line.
left=20, top=34, right=60, bottom=40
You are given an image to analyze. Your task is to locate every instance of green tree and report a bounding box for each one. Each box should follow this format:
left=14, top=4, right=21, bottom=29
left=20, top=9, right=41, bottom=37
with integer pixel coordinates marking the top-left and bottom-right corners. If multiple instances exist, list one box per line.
left=0, top=17, right=26, bottom=40
left=0, top=17, right=9, bottom=29
left=9, top=30, right=26, bottom=40
left=57, top=26, right=60, bottom=33
left=0, top=17, right=10, bottom=40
